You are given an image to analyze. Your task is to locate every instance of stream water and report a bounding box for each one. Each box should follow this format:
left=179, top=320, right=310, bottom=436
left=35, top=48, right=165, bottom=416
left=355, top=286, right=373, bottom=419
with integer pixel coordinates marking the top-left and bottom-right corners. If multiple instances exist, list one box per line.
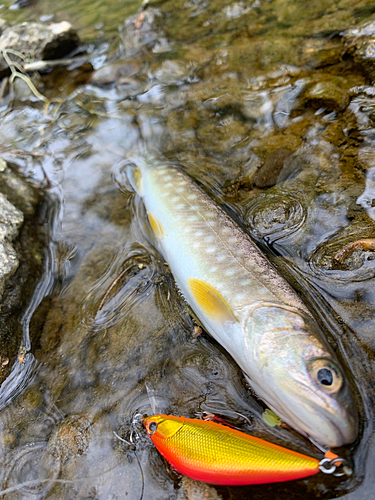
left=0, top=0, right=374, bottom=498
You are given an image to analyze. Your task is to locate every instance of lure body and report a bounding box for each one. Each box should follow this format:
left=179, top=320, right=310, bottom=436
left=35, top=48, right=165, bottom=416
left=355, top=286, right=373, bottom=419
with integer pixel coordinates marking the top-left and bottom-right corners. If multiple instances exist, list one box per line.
left=143, top=415, right=320, bottom=485
left=128, top=155, right=357, bottom=447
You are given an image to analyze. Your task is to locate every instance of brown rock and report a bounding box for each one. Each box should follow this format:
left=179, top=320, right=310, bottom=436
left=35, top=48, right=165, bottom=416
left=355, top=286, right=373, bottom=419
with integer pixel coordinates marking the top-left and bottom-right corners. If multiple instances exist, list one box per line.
left=254, top=148, right=293, bottom=188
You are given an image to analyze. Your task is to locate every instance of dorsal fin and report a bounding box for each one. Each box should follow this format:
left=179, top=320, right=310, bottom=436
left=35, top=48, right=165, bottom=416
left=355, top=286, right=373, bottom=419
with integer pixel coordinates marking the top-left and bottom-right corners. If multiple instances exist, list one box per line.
left=187, top=278, right=237, bottom=325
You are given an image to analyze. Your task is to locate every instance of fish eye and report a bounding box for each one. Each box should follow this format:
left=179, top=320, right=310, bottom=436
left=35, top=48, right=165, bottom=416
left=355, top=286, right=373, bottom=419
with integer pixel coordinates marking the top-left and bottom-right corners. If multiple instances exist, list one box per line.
left=148, top=421, right=158, bottom=434
left=308, top=359, right=343, bottom=394
left=317, top=368, right=333, bottom=386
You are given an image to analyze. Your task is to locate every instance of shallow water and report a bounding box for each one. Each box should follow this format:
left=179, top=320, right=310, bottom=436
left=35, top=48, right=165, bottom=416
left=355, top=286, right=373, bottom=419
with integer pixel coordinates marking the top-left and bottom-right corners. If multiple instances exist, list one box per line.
left=0, top=0, right=374, bottom=498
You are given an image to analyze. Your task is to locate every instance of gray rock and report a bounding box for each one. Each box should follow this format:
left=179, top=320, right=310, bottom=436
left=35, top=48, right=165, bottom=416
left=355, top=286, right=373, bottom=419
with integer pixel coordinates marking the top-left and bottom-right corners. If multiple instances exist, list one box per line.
left=0, top=192, right=23, bottom=302
left=0, top=160, right=45, bottom=384
left=0, top=21, right=80, bottom=79
left=118, top=8, right=171, bottom=57
left=90, top=59, right=141, bottom=86
left=343, top=21, right=375, bottom=81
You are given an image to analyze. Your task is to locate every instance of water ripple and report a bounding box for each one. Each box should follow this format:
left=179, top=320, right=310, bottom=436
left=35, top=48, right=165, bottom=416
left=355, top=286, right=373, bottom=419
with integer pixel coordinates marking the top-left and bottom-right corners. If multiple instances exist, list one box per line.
left=0, top=442, right=61, bottom=499
left=245, top=190, right=307, bottom=243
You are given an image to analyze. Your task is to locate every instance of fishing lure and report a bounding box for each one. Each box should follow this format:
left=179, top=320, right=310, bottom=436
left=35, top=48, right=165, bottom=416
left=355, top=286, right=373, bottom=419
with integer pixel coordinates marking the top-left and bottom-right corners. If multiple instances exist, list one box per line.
left=143, top=415, right=348, bottom=486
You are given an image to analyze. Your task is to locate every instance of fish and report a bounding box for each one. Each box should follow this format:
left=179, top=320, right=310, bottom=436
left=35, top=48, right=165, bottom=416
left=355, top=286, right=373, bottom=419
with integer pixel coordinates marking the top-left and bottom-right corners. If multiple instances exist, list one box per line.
left=126, top=155, right=358, bottom=447
left=143, top=414, right=325, bottom=485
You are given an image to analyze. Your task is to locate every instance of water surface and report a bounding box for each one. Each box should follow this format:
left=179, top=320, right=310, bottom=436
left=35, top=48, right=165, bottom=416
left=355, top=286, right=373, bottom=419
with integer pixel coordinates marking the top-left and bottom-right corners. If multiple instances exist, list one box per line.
left=0, top=0, right=374, bottom=498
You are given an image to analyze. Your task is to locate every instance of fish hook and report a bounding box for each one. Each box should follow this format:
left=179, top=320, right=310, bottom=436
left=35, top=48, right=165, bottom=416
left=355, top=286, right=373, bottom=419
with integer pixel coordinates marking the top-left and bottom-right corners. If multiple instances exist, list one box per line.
left=318, top=457, right=352, bottom=477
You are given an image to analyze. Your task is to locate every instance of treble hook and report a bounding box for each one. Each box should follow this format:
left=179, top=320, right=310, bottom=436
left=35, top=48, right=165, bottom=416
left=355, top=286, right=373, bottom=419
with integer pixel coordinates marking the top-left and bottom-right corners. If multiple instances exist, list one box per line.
left=319, top=457, right=352, bottom=477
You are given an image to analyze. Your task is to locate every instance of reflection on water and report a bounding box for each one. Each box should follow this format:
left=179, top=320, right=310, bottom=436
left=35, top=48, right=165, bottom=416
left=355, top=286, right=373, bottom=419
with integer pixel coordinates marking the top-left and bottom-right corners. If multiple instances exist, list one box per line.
left=0, top=0, right=373, bottom=498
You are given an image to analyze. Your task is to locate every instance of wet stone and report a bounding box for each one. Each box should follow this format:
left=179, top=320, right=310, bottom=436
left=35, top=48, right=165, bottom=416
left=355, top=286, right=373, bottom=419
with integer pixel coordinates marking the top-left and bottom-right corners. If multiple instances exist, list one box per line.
left=303, top=80, right=350, bottom=111
left=343, top=20, right=375, bottom=81
left=0, top=192, right=23, bottom=300
left=119, top=8, right=171, bottom=57
left=0, top=161, right=45, bottom=384
left=90, top=59, right=142, bottom=86
left=47, top=414, right=92, bottom=463
left=177, top=476, right=222, bottom=500
left=0, top=21, right=80, bottom=79
left=254, top=148, right=293, bottom=188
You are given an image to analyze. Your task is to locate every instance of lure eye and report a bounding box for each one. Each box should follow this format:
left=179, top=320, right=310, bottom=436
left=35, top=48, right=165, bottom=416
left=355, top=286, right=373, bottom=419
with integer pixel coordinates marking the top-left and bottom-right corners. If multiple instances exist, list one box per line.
left=308, top=359, right=343, bottom=394
left=148, top=421, right=158, bottom=434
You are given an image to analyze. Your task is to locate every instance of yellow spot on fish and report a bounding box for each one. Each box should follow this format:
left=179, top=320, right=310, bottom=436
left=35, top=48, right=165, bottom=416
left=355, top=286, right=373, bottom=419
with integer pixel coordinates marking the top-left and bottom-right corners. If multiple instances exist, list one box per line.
left=148, top=213, right=164, bottom=239
left=187, top=278, right=237, bottom=324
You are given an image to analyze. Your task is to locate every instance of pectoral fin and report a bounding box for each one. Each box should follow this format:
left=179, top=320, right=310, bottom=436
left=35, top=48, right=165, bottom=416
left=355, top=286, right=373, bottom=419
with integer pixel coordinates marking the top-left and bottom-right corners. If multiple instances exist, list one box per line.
left=187, top=278, right=237, bottom=325
left=126, top=165, right=144, bottom=195
left=148, top=213, right=164, bottom=239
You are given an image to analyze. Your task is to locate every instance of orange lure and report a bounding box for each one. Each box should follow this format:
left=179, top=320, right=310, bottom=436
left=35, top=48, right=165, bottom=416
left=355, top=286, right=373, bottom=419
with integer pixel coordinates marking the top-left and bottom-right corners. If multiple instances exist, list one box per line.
left=143, top=415, right=322, bottom=485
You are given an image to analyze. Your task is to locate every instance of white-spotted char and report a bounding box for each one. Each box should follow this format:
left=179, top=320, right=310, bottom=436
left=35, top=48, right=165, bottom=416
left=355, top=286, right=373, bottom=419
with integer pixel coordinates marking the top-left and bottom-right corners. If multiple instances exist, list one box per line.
left=126, top=155, right=358, bottom=448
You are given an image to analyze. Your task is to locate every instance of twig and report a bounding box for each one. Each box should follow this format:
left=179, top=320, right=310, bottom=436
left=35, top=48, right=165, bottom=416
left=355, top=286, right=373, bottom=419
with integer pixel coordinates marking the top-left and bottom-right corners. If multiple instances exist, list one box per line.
left=24, top=56, right=87, bottom=72
left=0, top=46, right=50, bottom=104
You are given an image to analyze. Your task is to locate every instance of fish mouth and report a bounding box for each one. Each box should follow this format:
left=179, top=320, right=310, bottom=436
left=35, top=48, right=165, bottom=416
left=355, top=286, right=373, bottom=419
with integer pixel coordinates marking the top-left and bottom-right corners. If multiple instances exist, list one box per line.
left=262, top=377, right=357, bottom=447
left=284, top=394, right=357, bottom=447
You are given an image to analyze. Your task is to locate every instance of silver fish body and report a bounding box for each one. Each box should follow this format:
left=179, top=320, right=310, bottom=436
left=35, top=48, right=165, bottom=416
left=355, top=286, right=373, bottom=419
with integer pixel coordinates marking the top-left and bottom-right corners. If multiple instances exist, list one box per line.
left=127, top=155, right=357, bottom=448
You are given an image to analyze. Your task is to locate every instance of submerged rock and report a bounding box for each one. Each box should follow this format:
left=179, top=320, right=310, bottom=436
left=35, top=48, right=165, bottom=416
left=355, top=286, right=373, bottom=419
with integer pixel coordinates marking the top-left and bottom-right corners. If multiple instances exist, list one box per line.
left=254, top=148, right=293, bottom=188
left=90, top=59, right=141, bottom=86
left=47, top=414, right=92, bottom=463
left=119, top=8, right=171, bottom=56
left=177, top=476, right=222, bottom=500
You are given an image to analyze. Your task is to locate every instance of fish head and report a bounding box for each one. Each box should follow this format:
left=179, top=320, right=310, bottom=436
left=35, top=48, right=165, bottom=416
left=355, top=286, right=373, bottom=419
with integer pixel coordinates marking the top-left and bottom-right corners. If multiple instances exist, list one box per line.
left=143, top=415, right=184, bottom=441
left=243, top=304, right=358, bottom=448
